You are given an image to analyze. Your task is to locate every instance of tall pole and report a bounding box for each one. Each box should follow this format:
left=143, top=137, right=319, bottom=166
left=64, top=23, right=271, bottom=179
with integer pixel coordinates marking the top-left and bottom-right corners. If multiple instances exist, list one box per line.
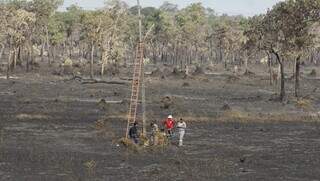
left=137, top=0, right=142, bottom=43
left=137, top=0, right=146, bottom=136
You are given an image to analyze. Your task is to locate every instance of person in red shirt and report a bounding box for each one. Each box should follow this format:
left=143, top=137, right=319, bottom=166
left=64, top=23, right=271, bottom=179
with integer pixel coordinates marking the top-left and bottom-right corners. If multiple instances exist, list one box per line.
left=163, top=115, right=175, bottom=137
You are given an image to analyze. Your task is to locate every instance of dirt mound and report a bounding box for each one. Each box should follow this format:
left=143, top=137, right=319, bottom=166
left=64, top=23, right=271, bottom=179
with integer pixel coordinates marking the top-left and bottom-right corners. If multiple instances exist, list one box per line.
left=161, top=96, right=173, bottom=109
left=182, top=82, right=190, bottom=87
left=221, top=104, right=232, bottom=111
left=243, top=70, right=255, bottom=76
left=97, top=99, right=108, bottom=110
left=193, top=66, right=205, bottom=75
left=226, top=75, right=240, bottom=83
left=104, top=64, right=120, bottom=76
left=309, top=69, right=317, bottom=77
left=63, top=65, right=74, bottom=75
left=170, top=67, right=186, bottom=78
left=150, top=68, right=164, bottom=77
left=186, top=65, right=205, bottom=76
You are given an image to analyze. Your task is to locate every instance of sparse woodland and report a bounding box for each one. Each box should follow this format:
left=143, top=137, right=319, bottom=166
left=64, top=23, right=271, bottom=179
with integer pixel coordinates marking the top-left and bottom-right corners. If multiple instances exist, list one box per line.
left=1, top=1, right=320, bottom=180
left=0, top=0, right=319, bottom=101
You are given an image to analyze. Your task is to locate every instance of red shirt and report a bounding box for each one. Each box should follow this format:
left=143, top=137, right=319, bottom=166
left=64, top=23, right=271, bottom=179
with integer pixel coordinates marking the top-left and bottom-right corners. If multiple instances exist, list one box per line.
left=164, top=118, right=175, bottom=129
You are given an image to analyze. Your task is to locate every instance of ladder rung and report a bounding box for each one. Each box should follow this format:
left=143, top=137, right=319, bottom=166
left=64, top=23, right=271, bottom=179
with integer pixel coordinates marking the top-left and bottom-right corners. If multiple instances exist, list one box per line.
left=129, top=109, right=136, bottom=112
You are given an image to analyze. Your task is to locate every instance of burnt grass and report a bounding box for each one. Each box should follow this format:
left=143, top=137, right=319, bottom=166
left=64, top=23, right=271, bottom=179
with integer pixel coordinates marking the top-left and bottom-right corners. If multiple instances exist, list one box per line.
left=0, top=65, right=320, bottom=181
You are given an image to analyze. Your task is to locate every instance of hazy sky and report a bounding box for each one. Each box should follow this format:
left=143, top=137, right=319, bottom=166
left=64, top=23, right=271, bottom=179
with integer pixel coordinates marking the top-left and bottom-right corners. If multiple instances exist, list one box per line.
left=61, top=0, right=284, bottom=16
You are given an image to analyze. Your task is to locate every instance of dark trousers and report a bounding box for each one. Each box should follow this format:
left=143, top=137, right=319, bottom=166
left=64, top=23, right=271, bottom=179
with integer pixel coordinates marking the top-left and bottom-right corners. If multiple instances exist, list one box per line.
left=131, top=136, right=138, bottom=144
left=167, top=129, right=173, bottom=137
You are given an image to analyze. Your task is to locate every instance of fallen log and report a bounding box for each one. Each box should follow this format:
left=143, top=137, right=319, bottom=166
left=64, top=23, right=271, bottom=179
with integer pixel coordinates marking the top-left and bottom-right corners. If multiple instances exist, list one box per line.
left=81, top=80, right=128, bottom=85
left=303, top=76, right=320, bottom=81
left=64, top=75, right=129, bottom=85
left=119, top=77, right=133, bottom=81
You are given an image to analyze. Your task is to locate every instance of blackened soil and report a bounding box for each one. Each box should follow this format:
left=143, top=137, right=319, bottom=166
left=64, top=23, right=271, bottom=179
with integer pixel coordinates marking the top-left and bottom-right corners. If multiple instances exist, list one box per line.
left=0, top=72, right=320, bottom=181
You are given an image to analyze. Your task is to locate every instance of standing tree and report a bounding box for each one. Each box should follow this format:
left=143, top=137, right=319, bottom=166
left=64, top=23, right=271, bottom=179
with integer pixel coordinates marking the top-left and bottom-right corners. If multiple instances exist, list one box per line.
left=6, top=8, right=36, bottom=78
left=246, top=10, right=287, bottom=101
left=80, top=10, right=102, bottom=78
left=246, top=0, right=320, bottom=100
left=31, top=0, right=63, bottom=64
left=0, top=5, right=9, bottom=62
left=280, top=0, right=320, bottom=97
left=175, top=3, right=206, bottom=69
left=100, top=0, right=129, bottom=76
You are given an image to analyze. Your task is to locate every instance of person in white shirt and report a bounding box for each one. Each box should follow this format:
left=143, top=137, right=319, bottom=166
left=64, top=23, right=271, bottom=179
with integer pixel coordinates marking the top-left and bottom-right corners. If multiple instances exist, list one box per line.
left=177, top=118, right=187, bottom=146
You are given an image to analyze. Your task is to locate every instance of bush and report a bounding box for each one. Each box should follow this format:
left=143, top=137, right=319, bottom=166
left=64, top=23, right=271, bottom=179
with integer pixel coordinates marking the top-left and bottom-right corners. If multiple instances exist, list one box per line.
left=63, top=58, right=73, bottom=66
left=295, top=99, right=313, bottom=111
left=119, top=138, right=141, bottom=152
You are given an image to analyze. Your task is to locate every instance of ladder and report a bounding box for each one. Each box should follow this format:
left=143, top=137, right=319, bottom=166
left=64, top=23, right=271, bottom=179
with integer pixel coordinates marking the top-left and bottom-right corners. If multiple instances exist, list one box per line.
left=126, top=42, right=144, bottom=138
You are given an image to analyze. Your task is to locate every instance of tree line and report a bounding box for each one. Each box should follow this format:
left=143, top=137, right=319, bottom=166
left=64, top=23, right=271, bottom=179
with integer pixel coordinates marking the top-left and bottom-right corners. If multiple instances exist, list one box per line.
left=0, top=0, right=319, bottom=101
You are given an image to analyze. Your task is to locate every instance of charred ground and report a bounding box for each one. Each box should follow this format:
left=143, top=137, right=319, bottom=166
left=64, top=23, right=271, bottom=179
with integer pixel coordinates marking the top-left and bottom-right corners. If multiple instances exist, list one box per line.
left=0, top=64, right=320, bottom=181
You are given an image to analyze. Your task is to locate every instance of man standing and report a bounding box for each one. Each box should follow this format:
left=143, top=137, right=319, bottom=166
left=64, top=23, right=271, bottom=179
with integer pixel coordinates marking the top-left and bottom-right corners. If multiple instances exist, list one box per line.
left=163, top=115, right=175, bottom=137
left=129, top=122, right=139, bottom=144
left=177, top=118, right=187, bottom=146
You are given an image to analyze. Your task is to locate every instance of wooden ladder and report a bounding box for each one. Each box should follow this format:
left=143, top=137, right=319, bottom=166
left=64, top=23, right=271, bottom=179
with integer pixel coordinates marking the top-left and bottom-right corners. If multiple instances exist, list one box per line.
left=126, top=42, right=144, bottom=138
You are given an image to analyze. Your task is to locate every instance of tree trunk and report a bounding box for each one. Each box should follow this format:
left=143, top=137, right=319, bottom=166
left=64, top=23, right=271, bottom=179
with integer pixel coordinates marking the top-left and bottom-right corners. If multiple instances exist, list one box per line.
left=17, top=46, right=21, bottom=66
left=244, top=51, right=248, bottom=72
left=45, top=26, right=51, bottom=65
left=69, top=36, right=73, bottom=58
left=13, top=47, right=17, bottom=71
left=90, top=42, right=94, bottom=79
left=294, top=56, right=301, bottom=98
left=219, top=43, right=223, bottom=63
left=293, top=57, right=296, bottom=79
left=26, top=47, right=30, bottom=72
left=101, top=49, right=106, bottom=76
left=209, top=40, right=213, bottom=62
left=173, top=44, right=178, bottom=66
left=41, top=43, right=45, bottom=62
left=30, top=41, right=35, bottom=71
left=224, top=53, right=227, bottom=70
left=267, top=52, right=273, bottom=85
left=0, top=44, right=4, bottom=61
left=7, top=50, right=12, bottom=80
left=63, top=42, right=66, bottom=57
left=101, top=63, right=105, bottom=76
left=310, top=50, right=314, bottom=64
left=273, top=51, right=285, bottom=101
left=279, top=62, right=285, bottom=101
left=53, top=45, right=56, bottom=63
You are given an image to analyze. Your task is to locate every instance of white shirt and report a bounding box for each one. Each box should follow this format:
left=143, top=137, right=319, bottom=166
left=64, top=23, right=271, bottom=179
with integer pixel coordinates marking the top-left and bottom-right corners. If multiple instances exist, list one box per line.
left=177, top=122, right=186, bottom=131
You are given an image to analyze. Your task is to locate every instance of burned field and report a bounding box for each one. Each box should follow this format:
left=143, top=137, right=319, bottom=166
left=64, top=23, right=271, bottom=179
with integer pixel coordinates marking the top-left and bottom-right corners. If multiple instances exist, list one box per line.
left=0, top=66, right=320, bottom=181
